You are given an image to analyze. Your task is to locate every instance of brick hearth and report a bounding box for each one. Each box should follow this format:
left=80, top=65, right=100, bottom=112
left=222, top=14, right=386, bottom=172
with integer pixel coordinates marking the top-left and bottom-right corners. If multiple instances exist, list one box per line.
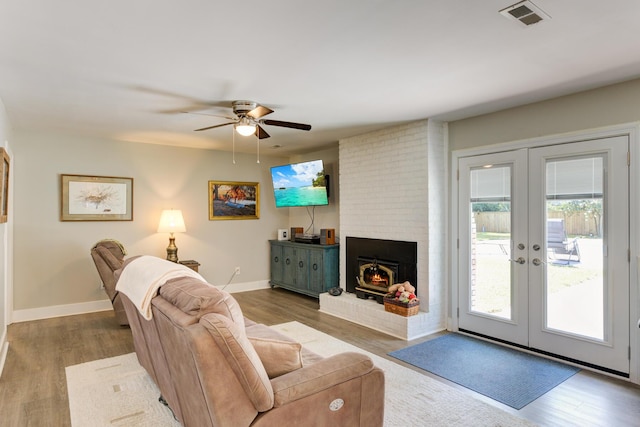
left=319, top=292, right=440, bottom=340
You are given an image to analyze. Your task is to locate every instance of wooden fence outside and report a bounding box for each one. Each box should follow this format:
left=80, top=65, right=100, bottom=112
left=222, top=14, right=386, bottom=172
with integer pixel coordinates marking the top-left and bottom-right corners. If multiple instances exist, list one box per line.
left=473, top=211, right=600, bottom=236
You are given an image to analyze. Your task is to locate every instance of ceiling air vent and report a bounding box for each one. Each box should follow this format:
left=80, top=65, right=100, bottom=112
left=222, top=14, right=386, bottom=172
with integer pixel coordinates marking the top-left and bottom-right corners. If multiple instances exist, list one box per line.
left=500, top=1, right=550, bottom=26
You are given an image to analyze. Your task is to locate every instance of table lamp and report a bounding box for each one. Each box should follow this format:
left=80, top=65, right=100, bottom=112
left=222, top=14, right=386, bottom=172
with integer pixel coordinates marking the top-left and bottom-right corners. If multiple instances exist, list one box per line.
left=157, top=209, right=186, bottom=262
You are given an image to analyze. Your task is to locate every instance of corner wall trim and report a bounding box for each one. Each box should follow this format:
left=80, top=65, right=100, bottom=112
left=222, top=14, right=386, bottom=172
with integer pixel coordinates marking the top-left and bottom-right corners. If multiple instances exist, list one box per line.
left=11, top=299, right=113, bottom=323
left=0, top=336, right=8, bottom=379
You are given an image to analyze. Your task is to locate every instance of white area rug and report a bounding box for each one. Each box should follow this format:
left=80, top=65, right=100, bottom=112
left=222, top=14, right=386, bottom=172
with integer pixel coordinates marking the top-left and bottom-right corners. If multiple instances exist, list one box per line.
left=65, top=353, right=180, bottom=427
left=272, top=322, right=536, bottom=427
left=66, top=321, right=536, bottom=426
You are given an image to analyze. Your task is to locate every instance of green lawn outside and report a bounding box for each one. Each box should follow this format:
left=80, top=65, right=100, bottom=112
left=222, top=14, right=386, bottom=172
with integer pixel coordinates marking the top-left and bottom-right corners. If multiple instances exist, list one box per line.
left=472, top=233, right=601, bottom=315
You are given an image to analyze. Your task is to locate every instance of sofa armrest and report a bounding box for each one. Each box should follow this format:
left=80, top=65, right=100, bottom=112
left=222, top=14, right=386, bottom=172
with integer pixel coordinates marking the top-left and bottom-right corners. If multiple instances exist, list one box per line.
left=270, top=352, right=374, bottom=407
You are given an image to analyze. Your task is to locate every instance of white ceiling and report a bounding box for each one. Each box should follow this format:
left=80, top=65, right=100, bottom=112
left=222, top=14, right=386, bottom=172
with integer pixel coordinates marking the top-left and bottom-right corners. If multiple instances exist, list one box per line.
left=1, top=0, right=640, bottom=155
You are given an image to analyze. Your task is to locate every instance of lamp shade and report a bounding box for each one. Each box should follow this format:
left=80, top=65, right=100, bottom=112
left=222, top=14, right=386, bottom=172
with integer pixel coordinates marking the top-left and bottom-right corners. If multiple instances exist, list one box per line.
left=235, top=123, right=257, bottom=136
left=235, top=117, right=256, bottom=136
left=157, top=209, right=186, bottom=233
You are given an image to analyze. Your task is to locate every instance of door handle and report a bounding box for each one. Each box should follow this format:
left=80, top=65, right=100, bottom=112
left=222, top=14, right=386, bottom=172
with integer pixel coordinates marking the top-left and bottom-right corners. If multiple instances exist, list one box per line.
left=532, top=258, right=546, bottom=266
left=509, top=257, right=526, bottom=264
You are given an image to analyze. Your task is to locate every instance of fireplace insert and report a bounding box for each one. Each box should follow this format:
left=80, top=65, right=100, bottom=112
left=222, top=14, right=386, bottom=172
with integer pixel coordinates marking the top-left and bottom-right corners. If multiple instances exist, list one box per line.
left=346, top=237, right=417, bottom=303
left=356, top=257, right=398, bottom=297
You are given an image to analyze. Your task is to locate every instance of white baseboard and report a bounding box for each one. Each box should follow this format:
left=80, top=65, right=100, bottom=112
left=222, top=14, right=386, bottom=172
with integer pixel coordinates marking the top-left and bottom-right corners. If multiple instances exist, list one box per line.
left=11, top=281, right=271, bottom=324
left=217, top=280, right=270, bottom=293
left=0, top=331, right=9, bottom=378
left=11, top=299, right=113, bottom=323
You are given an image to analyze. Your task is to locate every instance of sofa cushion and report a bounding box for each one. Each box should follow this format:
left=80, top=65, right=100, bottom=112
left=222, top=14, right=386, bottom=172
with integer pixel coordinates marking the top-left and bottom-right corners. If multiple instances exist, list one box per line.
left=249, top=337, right=303, bottom=378
left=200, top=313, right=274, bottom=412
left=160, top=278, right=244, bottom=322
left=246, top=323, right=324, bottom=366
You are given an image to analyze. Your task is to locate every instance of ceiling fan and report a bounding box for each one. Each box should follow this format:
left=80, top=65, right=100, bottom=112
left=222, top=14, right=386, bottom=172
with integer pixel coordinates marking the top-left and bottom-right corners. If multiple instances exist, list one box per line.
left=190, top=100, right=312, bottom=139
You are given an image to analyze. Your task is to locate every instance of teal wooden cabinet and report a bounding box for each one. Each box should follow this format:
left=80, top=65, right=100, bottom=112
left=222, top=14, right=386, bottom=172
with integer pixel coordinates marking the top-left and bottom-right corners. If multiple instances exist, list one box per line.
left=269, top=240, right=339, bottom=298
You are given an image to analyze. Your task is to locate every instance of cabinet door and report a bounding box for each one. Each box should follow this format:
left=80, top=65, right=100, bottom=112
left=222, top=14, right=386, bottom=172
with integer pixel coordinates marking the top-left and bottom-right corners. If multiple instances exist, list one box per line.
left=308, top=249, right=325, bottom=293
left=294, top=248, right=309, bottom=289
left=282, top=246, right=297, bottom=286
left=270, top=243, right=283, bottom=284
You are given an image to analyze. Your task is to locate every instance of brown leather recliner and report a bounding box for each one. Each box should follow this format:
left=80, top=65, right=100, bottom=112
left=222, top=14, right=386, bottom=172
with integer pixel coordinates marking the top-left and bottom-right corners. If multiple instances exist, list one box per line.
left=90, top=239, right=129, bottom=325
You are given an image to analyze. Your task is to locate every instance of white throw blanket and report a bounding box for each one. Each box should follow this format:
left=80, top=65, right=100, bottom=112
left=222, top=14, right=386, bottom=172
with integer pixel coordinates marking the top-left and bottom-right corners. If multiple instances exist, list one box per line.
left=116, top=255, right=206, bottom=320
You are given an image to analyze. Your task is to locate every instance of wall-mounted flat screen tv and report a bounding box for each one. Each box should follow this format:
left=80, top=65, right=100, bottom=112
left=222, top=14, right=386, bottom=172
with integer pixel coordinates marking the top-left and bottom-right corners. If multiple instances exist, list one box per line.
left=270, top=159, right=329, bottom=208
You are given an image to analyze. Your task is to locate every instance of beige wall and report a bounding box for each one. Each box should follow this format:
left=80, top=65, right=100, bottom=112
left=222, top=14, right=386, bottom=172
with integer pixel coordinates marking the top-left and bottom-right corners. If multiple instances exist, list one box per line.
left=12, top=130, right=290, bottom=313
left=449, top=78, right=640, bottom=151
left=12, top=77, right=640, bottom=319
left=448, top=77, right=640, bottom=381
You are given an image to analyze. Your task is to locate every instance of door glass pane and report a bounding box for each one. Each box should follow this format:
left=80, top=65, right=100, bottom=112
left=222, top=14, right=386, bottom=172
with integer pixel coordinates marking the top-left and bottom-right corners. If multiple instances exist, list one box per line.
left=469, top=165, right=512, bottom=319
left=545, top=156, right=604, bottom=340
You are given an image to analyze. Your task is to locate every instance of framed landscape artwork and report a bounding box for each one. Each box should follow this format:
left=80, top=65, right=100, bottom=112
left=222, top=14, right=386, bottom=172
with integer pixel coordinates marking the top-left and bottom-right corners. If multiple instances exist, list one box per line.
left=61, top=174, right=133, bottom=221
left=208, top=181, right=259, bottom=220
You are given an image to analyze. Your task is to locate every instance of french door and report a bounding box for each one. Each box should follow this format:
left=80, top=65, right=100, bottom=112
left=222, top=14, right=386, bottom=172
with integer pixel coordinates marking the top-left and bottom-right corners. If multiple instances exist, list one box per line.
left=457, top=136, right=630, bottom=375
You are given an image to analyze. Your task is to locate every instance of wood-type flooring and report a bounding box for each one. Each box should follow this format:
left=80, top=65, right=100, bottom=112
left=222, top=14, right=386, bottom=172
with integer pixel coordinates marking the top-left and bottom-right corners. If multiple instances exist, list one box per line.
left=1, top=288, right=638, bottom=426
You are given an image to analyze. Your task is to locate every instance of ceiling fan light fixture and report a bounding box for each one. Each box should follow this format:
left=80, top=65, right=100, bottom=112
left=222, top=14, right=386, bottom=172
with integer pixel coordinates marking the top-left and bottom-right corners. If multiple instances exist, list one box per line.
left=189, top=101, right=310, bottom=145
left=235, top=117, right=256, bottom=136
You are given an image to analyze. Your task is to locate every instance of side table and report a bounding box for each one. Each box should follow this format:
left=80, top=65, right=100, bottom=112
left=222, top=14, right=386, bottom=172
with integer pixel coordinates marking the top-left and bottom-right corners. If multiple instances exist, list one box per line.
left=179, top=260, right=200, bottom=272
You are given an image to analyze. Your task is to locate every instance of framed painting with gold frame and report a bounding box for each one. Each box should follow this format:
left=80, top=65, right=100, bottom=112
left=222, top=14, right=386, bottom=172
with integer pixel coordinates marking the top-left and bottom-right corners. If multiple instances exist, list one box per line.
left=208, top=181, right=259, bottom=220
left=61, top=174, right=133, bottom=221
left=0, top=148, right=9, bottom=223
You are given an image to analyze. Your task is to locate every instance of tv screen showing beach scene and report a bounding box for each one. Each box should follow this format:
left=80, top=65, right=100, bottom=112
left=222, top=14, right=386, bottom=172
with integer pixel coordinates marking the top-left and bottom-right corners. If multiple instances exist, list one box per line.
left=270, top=159, right=329, bottom=208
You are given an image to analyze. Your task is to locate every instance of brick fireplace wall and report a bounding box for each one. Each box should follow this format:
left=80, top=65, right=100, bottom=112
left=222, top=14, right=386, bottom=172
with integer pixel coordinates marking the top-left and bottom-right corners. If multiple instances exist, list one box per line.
left=338, top=119, right=447, bottom=334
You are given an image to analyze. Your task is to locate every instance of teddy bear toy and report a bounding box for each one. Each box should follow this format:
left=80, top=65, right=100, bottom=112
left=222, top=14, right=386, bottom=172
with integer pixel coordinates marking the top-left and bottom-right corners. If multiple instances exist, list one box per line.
left=387, top=281, right=418, bottom=303
left=397, top=290, right=413, bottom=303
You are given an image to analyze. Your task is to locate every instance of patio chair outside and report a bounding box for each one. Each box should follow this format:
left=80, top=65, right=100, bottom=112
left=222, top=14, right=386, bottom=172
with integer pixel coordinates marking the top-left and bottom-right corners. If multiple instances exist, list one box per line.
left=547, top=218, right=581, bottom=263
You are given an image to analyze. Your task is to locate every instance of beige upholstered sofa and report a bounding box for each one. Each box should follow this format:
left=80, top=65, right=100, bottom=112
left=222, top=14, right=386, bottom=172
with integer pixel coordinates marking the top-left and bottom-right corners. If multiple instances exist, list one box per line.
left=111, top=255, right=385, bottom=427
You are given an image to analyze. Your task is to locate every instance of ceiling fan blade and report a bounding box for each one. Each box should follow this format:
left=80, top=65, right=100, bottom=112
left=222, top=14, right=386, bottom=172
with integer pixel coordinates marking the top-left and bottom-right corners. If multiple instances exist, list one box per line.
left=182, top=111, right=237, bottom=121
left=247, top=105, right=274, bottom=119
left=262, top=119, right=312, bottom=131
left=130, top=85, right=236, bottom=113
left=256, top=125, right=270, bottom=139
left=194, top=122, right=235, bottom=132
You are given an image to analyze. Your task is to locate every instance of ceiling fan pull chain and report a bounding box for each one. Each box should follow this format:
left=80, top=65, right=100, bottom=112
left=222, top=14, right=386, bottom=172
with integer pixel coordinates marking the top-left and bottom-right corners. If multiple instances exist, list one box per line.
left=232, top=129, right=236, bottom=164
left=256, top=136, right=260, bottom=164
